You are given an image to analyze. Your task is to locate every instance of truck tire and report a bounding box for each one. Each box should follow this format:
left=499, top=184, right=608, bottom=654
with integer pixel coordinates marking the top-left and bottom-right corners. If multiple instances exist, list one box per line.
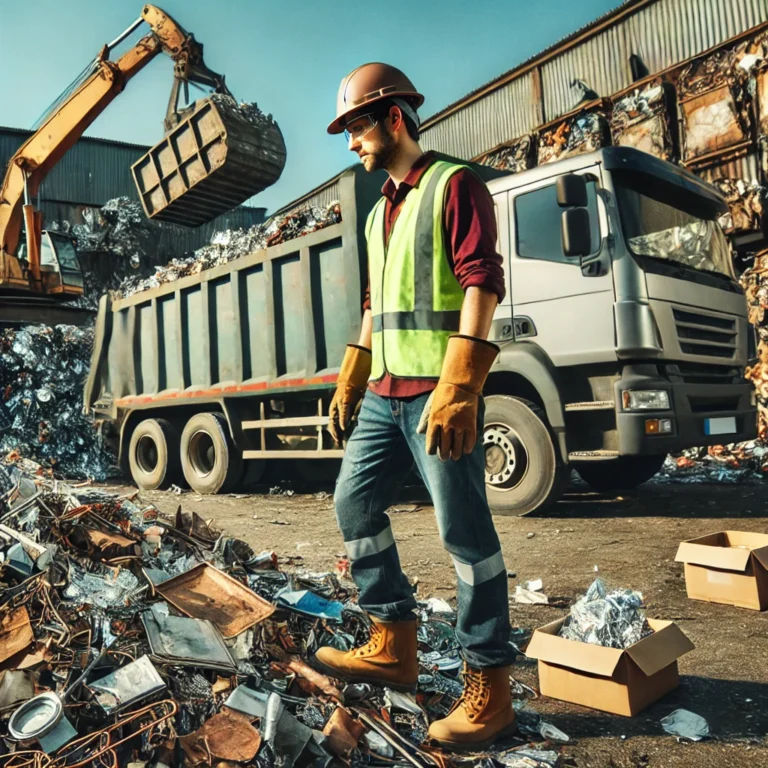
left=181, top=413, right=243, bottom=494
left=483, top=395, right=566, bottom=516
left=128, top=418, right=181, bottom=491
left=576, top=455, right=666, bottom=493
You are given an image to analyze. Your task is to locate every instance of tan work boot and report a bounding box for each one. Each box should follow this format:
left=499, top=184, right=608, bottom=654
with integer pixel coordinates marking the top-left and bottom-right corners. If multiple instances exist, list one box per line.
left=311, top=617, right=418, bottom=692
left=428, top=664, right=517, bottom=752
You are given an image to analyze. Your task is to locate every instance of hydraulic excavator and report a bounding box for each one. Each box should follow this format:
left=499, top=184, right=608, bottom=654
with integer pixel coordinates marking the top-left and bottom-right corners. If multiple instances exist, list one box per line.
left=0, top=4, right=286, bottom=325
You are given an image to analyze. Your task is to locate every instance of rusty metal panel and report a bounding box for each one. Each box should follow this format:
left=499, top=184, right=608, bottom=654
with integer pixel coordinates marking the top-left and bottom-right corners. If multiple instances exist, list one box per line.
left=541, top=23, right=633, bottom=121
left=420, top=73, right=539, bottom=160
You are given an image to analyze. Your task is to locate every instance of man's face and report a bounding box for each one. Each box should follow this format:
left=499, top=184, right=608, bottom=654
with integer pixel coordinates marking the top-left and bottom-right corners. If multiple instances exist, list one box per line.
left=345, top=112, right=396, bottom=173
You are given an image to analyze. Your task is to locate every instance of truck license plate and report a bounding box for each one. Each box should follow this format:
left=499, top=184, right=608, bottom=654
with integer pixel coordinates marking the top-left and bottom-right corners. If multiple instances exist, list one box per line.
left=704, top=417, right=736, bottom=436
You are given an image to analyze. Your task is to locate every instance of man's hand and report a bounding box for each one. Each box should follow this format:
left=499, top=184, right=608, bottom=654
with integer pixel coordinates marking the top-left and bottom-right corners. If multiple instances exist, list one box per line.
left=328, top=345, right=372, bottom=444
left=416, top=335, right=498, bottom=461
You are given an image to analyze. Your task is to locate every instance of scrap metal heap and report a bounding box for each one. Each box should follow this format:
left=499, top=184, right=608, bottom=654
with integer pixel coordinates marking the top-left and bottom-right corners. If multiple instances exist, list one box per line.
left=0, top=456, right=562, bottom=768
left=119, top=201, right=342, bottom=298
left=0, top=325, right=115, bottom=481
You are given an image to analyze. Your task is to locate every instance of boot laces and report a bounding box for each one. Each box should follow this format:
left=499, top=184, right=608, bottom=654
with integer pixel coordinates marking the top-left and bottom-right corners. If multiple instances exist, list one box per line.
left=460, top=667, right=490, bottom=720
left=353, top=621, right=383, bottom=658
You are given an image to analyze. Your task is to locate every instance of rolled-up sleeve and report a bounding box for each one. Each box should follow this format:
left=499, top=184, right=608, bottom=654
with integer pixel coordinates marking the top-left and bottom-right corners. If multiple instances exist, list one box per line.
left=443, top=169, right=506, bottom=304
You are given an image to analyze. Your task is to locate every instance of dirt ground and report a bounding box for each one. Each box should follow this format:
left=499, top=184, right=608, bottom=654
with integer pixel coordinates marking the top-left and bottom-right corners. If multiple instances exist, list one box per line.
left=110, top=476, right=768, bottom=768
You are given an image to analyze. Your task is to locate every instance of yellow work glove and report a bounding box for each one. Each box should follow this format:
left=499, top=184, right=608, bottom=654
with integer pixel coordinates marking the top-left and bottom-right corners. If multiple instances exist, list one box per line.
left=416, top=335, right=499, bottom=461
left=328, top=344, right=372, bottom=444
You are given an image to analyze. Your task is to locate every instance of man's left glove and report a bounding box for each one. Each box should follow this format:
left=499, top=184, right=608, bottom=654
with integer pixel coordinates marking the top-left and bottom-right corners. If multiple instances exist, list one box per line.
left=417, top=335, right=499, bottom=461
left=328, top=344, right=372, bottom=445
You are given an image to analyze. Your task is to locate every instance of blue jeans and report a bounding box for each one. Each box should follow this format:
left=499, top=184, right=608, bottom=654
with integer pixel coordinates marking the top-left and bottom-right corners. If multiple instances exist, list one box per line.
left=334, top=389, right=514, bottom=669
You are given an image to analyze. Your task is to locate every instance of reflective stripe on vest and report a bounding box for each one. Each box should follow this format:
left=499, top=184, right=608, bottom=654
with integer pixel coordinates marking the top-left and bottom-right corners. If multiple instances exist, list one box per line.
left=366, top=160, right=468, bottom=379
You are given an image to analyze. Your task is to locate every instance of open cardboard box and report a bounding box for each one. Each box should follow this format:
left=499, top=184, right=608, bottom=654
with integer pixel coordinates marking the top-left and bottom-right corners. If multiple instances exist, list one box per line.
left=526, top=618, right=694, bottom=716
left=675, top=531, right=768, bottom=611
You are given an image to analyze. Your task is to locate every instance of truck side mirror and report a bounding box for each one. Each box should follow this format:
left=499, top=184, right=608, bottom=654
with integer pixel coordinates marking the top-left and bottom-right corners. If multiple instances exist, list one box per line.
left=561, top=209, right=592, bottom=257
left=556, top=174, right=588, bottom=207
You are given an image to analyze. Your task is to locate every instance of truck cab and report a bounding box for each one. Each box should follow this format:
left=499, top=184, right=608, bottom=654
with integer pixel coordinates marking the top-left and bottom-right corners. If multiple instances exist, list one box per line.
left=483, top=146, right=756, bottom=514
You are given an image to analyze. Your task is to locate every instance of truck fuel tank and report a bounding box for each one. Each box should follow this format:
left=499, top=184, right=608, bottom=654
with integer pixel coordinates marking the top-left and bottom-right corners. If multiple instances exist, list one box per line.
left=132, top=94, right=286, bottom=228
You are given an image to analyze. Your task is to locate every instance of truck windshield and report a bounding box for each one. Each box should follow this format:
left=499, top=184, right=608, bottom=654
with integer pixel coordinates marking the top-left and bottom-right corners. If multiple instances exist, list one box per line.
left=613, top=170, right=734, bottom=280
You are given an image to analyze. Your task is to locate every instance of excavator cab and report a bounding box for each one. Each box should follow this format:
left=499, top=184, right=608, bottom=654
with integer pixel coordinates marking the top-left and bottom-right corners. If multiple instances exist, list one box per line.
left=16, top=230, right=84, bottom=297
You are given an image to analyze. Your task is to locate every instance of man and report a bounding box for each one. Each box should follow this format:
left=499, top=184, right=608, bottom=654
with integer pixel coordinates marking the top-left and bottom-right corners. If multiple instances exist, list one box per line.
left=312, top=63, right=517, bottom=752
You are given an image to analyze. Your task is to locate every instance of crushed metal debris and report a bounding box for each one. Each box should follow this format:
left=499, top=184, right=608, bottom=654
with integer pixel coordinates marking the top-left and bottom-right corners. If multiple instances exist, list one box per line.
left=0, top=455, right=560, bottom=767
left=119, top=201, right=342, bottom=298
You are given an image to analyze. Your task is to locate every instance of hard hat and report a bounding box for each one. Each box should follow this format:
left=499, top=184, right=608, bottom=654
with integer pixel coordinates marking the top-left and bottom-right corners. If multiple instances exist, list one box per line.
left=328, top=62, right=425, bottom=135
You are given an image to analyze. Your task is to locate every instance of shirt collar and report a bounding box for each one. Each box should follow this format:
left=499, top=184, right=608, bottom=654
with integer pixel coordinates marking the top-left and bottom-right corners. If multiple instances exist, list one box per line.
left=381, top=151, right=437, bottom=201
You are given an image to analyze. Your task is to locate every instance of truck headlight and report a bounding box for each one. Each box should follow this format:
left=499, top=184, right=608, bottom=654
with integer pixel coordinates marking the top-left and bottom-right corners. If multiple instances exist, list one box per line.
left=622, top=390, right=670, bottom=410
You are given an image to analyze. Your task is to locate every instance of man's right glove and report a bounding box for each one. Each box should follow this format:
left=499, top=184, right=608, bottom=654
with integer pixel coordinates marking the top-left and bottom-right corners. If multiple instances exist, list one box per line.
left=417, top=335, right=499, bottom=461
left=328, top=344, right=372, bottom=444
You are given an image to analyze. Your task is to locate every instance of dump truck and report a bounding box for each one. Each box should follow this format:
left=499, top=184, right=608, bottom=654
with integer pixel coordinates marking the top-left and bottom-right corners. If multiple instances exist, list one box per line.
left=84, top=147, right=757, bottom=515
left=0, top=4, right=285, bottom=326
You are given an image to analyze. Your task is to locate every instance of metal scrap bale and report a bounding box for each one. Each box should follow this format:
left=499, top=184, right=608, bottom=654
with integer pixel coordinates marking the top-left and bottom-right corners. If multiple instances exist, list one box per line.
left=677, top=42, right=753, bottom=165
left=538, top=110, right=610, bottom=165
left=709, top=177, right=766, bottom=235
left=611, top=79, right=676, bottom=162
left=480, top=135, right=536, bottom=173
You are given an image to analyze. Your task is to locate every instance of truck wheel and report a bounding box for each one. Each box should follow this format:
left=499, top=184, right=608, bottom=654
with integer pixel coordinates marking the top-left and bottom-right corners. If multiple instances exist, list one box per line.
left=181, top=413, right=242, bottom=494
left=128, top=418, right=181, bottom=490
left=483, top=396, right=565, bottom=516
left=576, top=455, right=666, bottom=493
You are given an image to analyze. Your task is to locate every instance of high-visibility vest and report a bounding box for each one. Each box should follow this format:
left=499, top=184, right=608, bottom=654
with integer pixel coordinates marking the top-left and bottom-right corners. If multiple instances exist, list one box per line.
left=366, top=159, right=468, bottom=380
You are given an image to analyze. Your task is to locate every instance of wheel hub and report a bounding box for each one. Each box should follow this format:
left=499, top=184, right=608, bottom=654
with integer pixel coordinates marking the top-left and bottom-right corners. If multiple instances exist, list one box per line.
left=189, top=430, right=216, bottom=477
left=136, top=435, right=159, bottom=474
left=484, top=425, right=528, bottom=490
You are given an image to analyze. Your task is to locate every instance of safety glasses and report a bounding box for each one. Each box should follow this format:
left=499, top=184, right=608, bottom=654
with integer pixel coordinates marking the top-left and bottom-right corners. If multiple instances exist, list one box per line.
left=343, top=114, right=379, bottom=142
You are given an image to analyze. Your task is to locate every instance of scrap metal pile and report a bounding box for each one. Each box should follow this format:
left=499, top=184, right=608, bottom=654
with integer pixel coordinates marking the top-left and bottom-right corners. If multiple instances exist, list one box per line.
left=610, top=79, right=675, bottom=162
left=0, top=458, right=561, bottom=768
left=0, top=325, right=115, bottom=481
left=537, top=111, right=609, bottom=165
left=119, top=202, right=342, bottom=298
left=559, top=578, right=653, bottom=650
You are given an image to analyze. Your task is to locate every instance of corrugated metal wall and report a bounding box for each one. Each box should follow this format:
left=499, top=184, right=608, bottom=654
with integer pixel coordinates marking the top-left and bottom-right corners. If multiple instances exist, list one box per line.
left=420, top=73, right=540, bottom=159
left=0, top=127, right=146, bottom=206
left=418, top=0, right=768, bottom=160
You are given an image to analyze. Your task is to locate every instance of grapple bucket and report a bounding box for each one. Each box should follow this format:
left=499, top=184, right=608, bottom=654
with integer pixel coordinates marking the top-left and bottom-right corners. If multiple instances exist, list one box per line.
left=132, top=95, right=286, bottom=227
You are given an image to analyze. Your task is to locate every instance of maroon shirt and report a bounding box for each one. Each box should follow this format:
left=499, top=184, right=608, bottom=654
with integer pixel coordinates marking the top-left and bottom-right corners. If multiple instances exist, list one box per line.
left=363, top=151, right=505, bottom=398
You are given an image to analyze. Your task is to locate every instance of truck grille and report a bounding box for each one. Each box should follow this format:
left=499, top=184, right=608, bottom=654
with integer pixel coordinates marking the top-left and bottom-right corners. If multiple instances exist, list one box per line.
left=663, top=362, right=741, bottom=385
left=673, top=308, right=736, bottom=359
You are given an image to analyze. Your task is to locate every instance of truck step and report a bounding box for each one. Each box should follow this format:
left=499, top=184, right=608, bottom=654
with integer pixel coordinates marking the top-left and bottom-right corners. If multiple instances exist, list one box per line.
left=564, top=401, right=615, bottom=412
left=568, top=450, right=620, bottom=461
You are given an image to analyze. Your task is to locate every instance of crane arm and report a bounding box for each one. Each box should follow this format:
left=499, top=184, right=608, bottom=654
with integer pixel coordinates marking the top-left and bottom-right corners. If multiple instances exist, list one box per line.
left=0, top=5, right=226, bottom=258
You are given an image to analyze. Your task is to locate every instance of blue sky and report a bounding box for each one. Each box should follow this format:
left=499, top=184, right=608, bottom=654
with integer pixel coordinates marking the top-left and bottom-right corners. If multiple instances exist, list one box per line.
left=1, top=0, right=622, bottom=214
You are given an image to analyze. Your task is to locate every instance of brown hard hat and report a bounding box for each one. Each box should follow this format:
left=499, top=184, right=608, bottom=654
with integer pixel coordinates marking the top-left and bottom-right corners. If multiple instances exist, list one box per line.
left=328, top=62, right=425, bottom=135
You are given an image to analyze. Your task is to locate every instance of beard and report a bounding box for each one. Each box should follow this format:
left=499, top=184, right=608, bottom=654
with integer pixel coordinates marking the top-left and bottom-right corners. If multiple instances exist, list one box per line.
left=361, top=131, right=397, bottom=172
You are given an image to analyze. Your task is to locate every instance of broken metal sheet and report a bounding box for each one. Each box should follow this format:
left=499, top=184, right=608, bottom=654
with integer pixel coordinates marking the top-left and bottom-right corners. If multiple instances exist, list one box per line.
left=141, top=602, right=237, bottom=672
left=0, top=670, right=35, bottom=710
left=275, top=588, right=344, bottom=622
left=224, top=684, right=271, bottom=718
left=83, top=528, right=136, bottom=557
left=0, top=607, right=34, bottom=665
left=62, top=563, right=141, bottom=609
left=322, top=706, right=364, bottom=758
left=677, top=43, right=753, bottom=164
left=178, top=707, right=262, bottom=766
left=87, top=654, right=166, bottom=714
left=155, top=562, right=275, bottom=638
left=611, top=79, right=675, bottom=162
left=538, top=111, right=609, bottom=165
left=37, top=714, right=78, bottom=754
left=481, top=135, right=536, bottom=174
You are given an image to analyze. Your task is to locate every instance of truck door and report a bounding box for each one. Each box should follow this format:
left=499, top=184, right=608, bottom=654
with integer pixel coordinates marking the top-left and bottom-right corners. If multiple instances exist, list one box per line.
left=488, top=191, right=514, bottom=344
left=508, top=166, right=615, bottom=364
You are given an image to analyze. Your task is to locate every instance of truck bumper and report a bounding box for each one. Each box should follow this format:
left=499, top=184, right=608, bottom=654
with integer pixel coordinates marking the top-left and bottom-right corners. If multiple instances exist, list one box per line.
left=614, top=371, right=757, bottom=456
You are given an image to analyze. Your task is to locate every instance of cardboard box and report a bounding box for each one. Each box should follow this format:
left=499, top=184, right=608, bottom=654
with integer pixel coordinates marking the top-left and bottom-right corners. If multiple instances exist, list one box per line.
left=675, top=531, right=768, bottom=611
left=526, top=618, right=694, bottom=716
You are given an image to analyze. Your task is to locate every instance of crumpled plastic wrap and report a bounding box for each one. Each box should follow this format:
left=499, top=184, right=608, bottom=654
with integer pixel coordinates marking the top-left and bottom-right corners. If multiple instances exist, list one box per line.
left=481, top=135, right=536, bottom=173
left=0, top=324, right=117, bottom=480
left=611, top=79, right=675, bottom=162
left=538, top=111, right=609, bottom=165
left=119, top=201, right=341, bottom=298
left=560, top=577, right=653, bottom=649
